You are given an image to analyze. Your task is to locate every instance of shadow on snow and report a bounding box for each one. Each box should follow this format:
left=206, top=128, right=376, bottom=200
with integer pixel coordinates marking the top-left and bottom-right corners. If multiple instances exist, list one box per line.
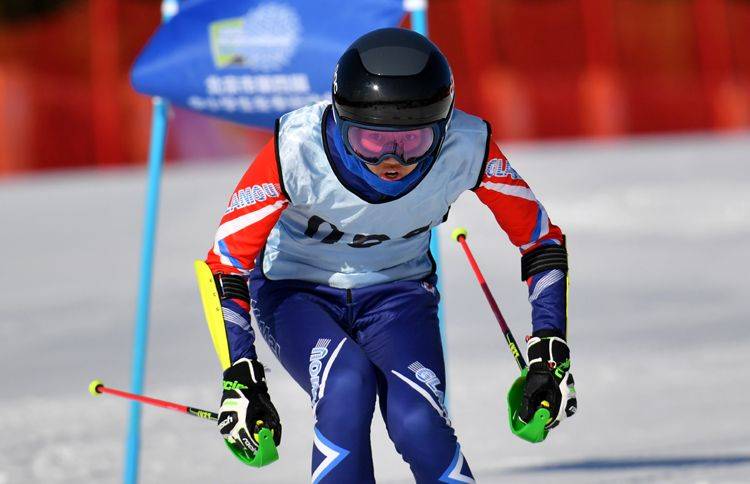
left=503, top=454, right=750, bottom=474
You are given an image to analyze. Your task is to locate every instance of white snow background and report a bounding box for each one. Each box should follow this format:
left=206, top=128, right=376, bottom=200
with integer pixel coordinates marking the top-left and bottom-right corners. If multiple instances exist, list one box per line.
left=1, top=133, right=748, bottom=483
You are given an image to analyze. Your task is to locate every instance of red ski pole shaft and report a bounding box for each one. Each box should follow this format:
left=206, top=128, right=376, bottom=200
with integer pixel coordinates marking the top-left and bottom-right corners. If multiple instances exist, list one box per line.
left=88, top=380, right=218, bottom=421
left=451, top=228, right=527, bottom=372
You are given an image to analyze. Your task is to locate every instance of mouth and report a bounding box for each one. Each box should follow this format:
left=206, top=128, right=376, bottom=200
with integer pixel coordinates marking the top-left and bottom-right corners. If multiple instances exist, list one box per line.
left=380, top=170, right=402, bottom=181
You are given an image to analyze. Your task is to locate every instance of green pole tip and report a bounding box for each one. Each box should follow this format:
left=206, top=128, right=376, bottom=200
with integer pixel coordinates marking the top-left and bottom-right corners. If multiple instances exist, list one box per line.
left=510, top=407, right=550, bottom=444
left=451, top=227, right=468, bottom=242
left=225, top=428, right=279, bottom=468
left=506, top=370, right=550, bottom=444
left=88, top=379, right=104, bottom=397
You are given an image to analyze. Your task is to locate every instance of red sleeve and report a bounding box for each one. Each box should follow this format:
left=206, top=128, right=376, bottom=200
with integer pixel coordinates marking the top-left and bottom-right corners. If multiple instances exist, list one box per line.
left=205, top=138, right=289, bottom=275
left=474, top=142, right=564, bottom=254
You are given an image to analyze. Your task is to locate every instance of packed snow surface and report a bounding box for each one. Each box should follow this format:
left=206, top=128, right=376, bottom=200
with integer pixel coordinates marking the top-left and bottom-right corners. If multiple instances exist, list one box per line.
left=1, top=133, right=749, bottom=483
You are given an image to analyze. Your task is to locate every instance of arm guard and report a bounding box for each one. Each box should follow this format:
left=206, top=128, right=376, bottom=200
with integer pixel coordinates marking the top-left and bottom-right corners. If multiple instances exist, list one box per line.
left=214, top=273, right=250, bottom=303
left=521, top=245, right=568, bottom=281
left=195, top=261, right=256, bottom=369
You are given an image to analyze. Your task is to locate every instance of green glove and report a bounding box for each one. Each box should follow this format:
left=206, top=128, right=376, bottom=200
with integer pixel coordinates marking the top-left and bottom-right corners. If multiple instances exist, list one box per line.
left=218, top=358, right=282, bottom=453
left=519, top=331, right=577, bottom=429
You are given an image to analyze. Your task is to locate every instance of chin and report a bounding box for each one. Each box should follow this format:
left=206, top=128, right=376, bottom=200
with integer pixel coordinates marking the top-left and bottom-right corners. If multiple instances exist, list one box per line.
left=378, top=173, right=406, bottom=182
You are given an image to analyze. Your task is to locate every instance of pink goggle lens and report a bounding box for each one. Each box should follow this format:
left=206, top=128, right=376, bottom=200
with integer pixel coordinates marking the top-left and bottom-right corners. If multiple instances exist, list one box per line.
left=347, top=126, right=435, bottom=163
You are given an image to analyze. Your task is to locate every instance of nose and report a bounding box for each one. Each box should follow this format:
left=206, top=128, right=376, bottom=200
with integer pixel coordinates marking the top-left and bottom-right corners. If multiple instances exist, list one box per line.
left=380, top=156, right=402, bottom=167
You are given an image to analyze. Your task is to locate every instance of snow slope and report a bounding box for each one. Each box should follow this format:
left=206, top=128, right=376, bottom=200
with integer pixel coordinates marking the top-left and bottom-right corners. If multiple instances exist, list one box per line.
left=1, top=133, right=748, bottom=483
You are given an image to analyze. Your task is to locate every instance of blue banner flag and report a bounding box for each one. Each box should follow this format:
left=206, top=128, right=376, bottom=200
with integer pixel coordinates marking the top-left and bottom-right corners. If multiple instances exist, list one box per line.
left=131, top=0, right=405, bottom=128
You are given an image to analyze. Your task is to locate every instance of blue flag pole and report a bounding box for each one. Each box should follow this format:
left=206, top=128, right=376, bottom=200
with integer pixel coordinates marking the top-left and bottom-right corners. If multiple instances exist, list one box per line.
left=404, top=0, right=449, bottom=407
left=407, top=0, right=428, bottom=35
left=124, top=2, right=179, bottom=483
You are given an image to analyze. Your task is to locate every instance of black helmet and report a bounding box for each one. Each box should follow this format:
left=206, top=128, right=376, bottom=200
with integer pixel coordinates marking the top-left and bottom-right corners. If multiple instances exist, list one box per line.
left=332, top=28, right=454, bottom=127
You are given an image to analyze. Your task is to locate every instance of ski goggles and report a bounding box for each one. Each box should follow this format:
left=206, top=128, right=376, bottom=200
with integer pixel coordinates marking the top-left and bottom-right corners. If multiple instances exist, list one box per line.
left=341, top=122, right=442, bottom=166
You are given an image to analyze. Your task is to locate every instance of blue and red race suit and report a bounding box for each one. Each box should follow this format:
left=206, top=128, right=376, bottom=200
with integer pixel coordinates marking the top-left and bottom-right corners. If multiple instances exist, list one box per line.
left=204, top=103, right=567, bottom=483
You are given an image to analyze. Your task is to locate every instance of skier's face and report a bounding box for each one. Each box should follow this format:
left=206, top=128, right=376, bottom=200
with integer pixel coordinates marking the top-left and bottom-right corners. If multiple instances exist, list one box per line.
left=365, top=156, right=418, bottom=181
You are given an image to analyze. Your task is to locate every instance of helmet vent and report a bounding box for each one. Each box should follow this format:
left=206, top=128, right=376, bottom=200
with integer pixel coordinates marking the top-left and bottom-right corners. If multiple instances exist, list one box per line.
left=359, top=46, right=429, bottom=76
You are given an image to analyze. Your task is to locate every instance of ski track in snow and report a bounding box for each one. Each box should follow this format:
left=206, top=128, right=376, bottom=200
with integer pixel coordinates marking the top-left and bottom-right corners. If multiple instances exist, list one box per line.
left=1, top=133, right=749, bottom=483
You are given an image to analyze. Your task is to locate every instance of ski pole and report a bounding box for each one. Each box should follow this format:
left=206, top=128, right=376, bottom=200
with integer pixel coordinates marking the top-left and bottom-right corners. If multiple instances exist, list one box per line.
left=89, top=379, right=217, bottom=420
left=450, top=227, right=551, bottom=443
left=450, top=228, right=526, bottom=372
left=88, top=379, right=279, bottom=466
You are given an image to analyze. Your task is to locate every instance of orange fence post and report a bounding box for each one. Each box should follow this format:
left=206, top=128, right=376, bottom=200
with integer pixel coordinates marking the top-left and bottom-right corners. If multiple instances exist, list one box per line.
left=0, top=67, right=30, bottom=175
left=90, top=0, right=122, bottom=166
left=457, top=0, right=533, bottom=139
left=456, top=0, right=492, bottom=117
left=693, top=0, right=749, bottom=130
left=579, top=0, right=626, bottom=137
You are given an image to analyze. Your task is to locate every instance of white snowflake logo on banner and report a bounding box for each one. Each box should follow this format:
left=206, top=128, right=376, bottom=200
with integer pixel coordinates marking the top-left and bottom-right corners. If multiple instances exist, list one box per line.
left=210, top=3, right=302, bottom=72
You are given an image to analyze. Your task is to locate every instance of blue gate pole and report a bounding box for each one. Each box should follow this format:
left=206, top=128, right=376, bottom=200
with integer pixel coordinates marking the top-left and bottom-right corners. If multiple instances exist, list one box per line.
left=407, top=0, right=428, bottom=35
left=123, top=2, right=179, bottom=483
left=405, top=0, right=449, bottom=408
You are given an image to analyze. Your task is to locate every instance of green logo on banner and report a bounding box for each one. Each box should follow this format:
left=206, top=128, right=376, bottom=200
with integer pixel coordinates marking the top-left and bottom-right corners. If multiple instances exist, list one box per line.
left=209, top=3, right=302, bottom=70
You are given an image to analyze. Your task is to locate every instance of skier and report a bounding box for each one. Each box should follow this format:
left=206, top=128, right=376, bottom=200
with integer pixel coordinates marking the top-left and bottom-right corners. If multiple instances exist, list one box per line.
left=205, top=28, right=576, bottom=483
